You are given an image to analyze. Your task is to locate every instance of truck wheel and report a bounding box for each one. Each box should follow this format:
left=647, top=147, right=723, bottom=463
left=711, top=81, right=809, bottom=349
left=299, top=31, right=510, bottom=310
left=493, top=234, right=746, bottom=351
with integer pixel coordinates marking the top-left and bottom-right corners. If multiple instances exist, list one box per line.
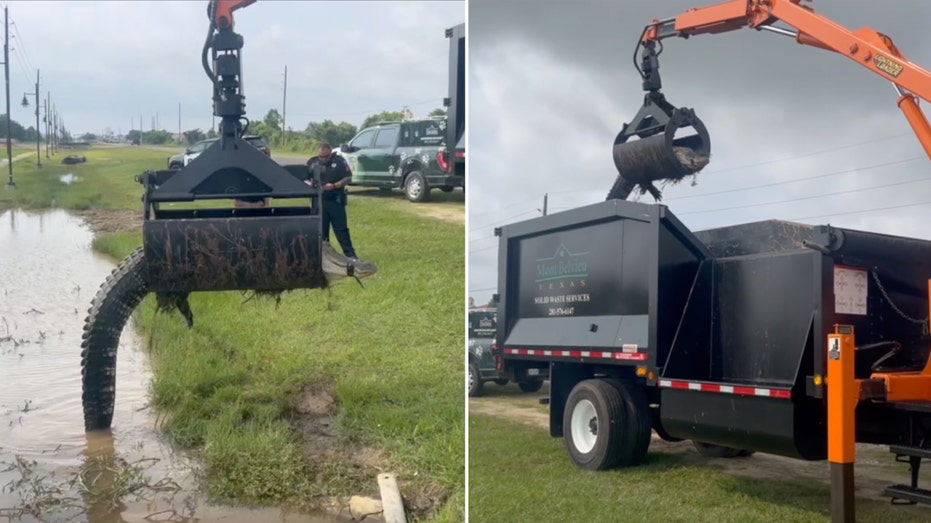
left=518, top=378, right=544, bottom=393
left=468, top=362, right=484, bottom=397
left=692, top=441, right=752, bottom=458
left=608, top=379, right=653, bottom=461
left=404, top=171, right=430, bottom=203
left=563, top=379, right=647, bottom=470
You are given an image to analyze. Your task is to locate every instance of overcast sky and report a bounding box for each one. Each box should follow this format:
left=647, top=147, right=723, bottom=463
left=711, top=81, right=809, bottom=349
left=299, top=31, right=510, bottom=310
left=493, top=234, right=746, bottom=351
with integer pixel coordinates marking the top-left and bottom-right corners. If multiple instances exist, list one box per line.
left=467, top=0, right=931, bottom=305
left=4, top=0, right=463, bottom=137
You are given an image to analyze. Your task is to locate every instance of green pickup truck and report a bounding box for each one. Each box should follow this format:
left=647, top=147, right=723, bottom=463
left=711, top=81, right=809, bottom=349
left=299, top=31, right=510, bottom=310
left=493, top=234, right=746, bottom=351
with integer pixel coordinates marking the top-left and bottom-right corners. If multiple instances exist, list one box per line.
left=338, top=118, right=463, bottom=202
left=468, top=308, right=547, bottom=397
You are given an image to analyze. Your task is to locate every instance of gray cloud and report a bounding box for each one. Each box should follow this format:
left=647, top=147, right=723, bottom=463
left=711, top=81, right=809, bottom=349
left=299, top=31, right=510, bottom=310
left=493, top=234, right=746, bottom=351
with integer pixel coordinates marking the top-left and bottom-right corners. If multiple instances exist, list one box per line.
left=6, top=0, right=463, bottom=135
left=468, top=0, right=931, bottom=304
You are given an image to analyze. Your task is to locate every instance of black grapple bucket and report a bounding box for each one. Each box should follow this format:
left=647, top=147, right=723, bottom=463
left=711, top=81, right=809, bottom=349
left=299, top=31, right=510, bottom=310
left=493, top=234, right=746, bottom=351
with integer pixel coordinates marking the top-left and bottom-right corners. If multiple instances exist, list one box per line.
left=143, top=214, right=325, bottom=293
left=613, top=109, right=710, bottom=182
left=609, top=96, right=711, bottom=201
left=139, top=137, right=326, bottom=293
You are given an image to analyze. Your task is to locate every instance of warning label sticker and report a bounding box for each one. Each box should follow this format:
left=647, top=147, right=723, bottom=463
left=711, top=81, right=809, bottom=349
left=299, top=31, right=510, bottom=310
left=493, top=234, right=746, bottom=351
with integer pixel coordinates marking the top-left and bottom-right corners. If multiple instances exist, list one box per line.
left=834, top=266, right=868, bottom=315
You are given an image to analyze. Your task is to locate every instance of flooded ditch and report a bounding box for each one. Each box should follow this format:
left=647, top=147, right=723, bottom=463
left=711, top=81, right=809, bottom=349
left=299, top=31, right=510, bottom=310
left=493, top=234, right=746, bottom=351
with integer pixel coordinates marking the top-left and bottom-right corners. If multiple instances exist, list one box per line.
left=0, top=208, right=345, bottom=522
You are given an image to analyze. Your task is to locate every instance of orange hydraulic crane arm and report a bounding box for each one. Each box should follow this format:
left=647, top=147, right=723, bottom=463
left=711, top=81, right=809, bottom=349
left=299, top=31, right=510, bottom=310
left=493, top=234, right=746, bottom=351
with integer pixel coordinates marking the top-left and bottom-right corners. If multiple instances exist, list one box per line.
left=640, top=0, right=931, bottom=159
left=209, top=0, right=257, bottom=30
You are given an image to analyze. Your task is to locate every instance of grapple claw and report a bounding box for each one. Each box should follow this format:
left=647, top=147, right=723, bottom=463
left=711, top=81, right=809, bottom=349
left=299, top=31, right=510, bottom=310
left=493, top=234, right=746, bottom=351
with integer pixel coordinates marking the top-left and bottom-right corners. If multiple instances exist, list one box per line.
left=610, top=94, right=711, bottom=201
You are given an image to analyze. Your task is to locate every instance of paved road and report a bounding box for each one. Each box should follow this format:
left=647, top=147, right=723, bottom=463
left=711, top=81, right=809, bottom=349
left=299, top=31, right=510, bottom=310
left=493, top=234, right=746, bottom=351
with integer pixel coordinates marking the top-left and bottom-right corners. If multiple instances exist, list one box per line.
left=137, top=143, right=306, bottom=166
left=1, top=152, right=36, bottom=164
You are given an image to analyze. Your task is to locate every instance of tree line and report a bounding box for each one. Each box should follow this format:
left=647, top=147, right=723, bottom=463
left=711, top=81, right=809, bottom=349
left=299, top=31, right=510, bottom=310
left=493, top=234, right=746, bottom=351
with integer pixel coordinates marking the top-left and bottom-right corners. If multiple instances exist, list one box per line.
left=175, top=107, right=447, bottom=152
left=0, top=114, right=72, bottom=143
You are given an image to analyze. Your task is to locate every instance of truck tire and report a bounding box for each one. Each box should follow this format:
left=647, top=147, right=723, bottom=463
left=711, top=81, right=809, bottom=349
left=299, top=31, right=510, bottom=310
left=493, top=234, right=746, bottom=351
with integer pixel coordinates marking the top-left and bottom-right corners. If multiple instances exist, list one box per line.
left=563, top=379, right=648, bottom=470
left=518, top=378, right=544, bottom=393
left=404, top=171, right=430, bottom=203
left=608, top=379, right=653, bottom=462
left=692, top=441, right=753, bottom=458
left=468, top=362, right=484, bottom=397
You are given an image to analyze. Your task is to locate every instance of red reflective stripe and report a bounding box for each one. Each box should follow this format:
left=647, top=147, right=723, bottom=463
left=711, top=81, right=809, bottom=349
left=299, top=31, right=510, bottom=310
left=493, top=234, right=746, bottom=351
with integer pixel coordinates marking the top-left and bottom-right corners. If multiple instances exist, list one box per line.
left=503, top=347, right=647, bottom=361
left=658, top=379, right=791, bottom=399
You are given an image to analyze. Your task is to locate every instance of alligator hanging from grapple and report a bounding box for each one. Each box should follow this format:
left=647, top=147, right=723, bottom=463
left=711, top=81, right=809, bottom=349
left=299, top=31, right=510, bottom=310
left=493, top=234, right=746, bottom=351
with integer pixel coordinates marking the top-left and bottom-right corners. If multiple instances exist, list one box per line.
left=80, top=0, right=377, bottom=432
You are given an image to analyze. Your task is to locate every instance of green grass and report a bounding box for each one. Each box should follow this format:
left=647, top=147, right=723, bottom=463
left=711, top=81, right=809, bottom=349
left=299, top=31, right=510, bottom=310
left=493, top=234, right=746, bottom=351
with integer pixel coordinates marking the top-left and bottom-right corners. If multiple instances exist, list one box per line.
left=0, top=146, right=162, bottom=210
left=6, top=146, right=32, bottom=157
left=468, top=413, right=931, bottom=523
left=12, top=145, right=464, bottom=521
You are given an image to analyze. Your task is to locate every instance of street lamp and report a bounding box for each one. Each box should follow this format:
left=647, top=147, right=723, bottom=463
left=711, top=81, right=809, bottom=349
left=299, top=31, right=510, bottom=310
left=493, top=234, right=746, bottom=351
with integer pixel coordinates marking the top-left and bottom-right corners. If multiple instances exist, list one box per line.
left=21, top=69, right=42, bottom=168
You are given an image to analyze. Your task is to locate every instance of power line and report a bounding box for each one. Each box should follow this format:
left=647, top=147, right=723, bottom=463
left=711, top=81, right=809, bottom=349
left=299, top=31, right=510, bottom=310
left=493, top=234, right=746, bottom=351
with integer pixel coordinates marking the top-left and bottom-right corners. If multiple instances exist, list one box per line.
left=9, top=18, right=33, bottom=72
left=285, top=98, right=442, bottom=121
left=471, top=245, right=498, bottom=254
left=677, top=174, right=931, bottom=217
left=665, top=156, right=924, bottom=202
left=471, top=209, right=539, bottom=232
left=790, top=200, right=931, bottom=222
left=470, top=156, right=928, bottom=238
left=477, top=132, right=919, bottom=216
left=9, top=35, right=29, bottom=85
left=677, top=131, right=914, bottom=180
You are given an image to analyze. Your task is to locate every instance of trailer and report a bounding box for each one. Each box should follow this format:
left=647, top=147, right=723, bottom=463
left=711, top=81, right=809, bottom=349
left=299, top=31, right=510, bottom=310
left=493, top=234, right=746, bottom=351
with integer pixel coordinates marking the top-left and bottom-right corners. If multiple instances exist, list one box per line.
left=492, top=198, right=931, bottom=507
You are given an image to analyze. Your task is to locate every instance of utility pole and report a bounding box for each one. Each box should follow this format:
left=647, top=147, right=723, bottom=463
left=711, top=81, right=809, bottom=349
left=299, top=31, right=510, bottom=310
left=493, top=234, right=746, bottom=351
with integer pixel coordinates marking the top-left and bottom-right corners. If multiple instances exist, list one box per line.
left=282, top=65, right=287, bottom=145
left=44, top=91, right=49, bottom=157
left=542, top=193, right=548, bottom=216
left=21, top=69, right=41, bottom=167
left=3, top=6, right=12, bottom=188
left=177, top=102, right=181, bottom=142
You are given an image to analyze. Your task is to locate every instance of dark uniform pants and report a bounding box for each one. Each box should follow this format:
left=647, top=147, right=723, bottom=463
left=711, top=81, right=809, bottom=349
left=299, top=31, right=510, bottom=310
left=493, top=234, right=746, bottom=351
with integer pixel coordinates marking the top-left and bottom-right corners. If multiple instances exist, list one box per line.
left=322, top=192, right=356, bottom=258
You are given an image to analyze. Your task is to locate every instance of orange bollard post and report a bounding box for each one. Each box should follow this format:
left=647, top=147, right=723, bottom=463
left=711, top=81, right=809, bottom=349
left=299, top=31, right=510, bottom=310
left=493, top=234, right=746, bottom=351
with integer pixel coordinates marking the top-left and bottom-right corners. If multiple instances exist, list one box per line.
left=827, top=324, right=858, bottom=523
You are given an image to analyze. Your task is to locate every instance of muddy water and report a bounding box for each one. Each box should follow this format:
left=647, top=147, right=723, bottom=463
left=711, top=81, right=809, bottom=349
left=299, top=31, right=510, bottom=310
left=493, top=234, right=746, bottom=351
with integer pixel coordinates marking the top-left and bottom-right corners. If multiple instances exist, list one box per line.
left=0, top=209, right=343, bottom=522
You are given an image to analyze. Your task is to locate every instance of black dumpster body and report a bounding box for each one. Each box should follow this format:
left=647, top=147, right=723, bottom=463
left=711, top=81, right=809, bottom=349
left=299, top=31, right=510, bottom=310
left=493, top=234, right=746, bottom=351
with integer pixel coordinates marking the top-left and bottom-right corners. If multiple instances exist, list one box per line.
left=495, top=199, right=931, bottom=460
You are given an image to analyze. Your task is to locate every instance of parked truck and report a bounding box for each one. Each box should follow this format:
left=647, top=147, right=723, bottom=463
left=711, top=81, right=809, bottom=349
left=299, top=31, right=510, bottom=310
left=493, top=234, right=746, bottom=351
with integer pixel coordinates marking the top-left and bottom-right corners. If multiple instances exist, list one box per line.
left=340, top=23, right=465, bottom=202
left=490, top=1, right=931, bottom=519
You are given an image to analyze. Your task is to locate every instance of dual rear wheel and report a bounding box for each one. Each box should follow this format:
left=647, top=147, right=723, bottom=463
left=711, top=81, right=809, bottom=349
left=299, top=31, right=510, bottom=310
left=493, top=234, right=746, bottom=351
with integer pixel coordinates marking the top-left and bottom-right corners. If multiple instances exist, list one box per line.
left=563, top=378, right=754, bottom=470
left=563, top=379, right=652, bottom=470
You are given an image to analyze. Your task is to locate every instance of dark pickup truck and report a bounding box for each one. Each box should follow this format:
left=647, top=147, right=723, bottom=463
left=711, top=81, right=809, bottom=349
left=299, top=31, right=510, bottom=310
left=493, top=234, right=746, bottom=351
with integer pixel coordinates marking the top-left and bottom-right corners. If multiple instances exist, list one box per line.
left=338, top=118, right=463, bottom=202
left=338, top=23, right=464, bottom=203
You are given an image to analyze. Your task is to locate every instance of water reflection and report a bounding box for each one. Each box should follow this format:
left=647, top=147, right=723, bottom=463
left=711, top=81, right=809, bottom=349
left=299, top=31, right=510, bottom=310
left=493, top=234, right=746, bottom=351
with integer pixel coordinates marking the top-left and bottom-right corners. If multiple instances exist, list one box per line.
left=0, top=209, right=346, bottom=522
left=81, top=431, right=127, bottom=523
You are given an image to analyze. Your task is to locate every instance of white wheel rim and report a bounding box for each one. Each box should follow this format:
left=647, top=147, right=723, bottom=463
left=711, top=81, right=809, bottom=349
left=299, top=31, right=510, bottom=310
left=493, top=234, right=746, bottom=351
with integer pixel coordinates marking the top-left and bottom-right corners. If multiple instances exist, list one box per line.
left=570, top=398, right=598, bottom=454
left=409, top=178, right=422, bottom=196
left=468, top=367, right=474, bottom=391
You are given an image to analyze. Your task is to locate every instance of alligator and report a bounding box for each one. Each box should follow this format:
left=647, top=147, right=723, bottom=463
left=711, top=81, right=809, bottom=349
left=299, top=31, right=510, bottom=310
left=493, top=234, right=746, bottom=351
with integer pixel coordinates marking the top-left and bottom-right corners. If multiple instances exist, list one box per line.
left=154, top=242, right=378, bottom=328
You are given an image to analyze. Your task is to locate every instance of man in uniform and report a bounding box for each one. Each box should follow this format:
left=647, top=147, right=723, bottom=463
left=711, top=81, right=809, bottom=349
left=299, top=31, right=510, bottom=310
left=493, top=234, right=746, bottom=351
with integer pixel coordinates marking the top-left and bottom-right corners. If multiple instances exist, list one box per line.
left=307, top=142, right=358, bottom=259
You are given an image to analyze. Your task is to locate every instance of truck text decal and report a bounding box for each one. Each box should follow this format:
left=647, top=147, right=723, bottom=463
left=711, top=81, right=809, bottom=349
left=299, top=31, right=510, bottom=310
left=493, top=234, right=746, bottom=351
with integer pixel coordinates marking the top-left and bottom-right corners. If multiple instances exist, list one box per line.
left=535, top=244, right=589, bottom=283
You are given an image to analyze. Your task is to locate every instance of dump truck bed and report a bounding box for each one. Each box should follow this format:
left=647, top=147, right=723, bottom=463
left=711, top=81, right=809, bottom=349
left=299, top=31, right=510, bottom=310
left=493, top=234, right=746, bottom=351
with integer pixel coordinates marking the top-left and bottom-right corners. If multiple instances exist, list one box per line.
left=495, top=199, right=931, bottom=459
